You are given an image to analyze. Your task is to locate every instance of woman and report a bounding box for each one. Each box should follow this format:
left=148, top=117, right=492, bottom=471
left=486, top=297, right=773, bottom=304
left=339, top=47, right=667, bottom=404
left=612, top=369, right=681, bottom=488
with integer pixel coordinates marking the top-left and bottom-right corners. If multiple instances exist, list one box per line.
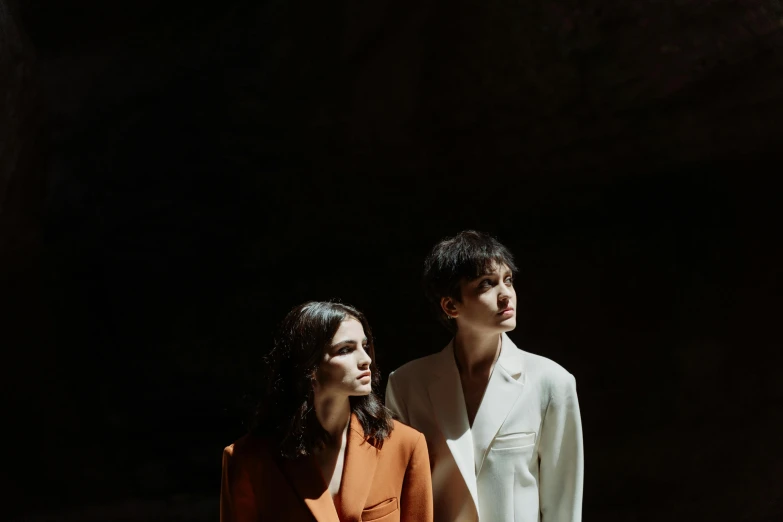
left=386, top=230, right=584, bottom=522
left=221, top=301, right=433, bottom=522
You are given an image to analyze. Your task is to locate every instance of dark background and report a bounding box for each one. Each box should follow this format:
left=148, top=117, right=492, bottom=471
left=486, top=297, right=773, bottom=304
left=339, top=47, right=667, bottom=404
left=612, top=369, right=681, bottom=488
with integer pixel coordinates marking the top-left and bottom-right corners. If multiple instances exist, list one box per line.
left=3, top=1, right=782, bottom=520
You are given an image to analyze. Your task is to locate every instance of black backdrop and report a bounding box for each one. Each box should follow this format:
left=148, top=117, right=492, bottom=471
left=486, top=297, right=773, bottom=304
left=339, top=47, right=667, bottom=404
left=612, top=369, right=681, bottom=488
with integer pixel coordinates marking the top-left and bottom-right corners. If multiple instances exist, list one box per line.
left=3, top=1, right=782, bottom=521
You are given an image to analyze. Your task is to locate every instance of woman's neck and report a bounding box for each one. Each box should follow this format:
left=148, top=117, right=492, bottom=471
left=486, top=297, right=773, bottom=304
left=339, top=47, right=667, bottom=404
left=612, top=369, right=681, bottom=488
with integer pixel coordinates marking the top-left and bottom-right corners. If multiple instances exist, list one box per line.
left=314, top=394, right=351, bottom=443
left=453, top=330, right=502, bottom=379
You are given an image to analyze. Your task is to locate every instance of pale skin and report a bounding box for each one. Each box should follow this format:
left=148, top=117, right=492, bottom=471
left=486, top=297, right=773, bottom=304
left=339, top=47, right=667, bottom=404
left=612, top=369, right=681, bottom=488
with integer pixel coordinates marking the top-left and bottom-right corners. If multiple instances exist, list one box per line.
left=311, top=318, right=373, bottom=506
left=440, top=263, right=517, bottom=426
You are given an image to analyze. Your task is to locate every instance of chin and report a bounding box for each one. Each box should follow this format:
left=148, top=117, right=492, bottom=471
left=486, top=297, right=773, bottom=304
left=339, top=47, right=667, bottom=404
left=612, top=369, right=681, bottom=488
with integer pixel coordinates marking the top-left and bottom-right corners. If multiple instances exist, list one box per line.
left=353, top=386, right=373, bottom=396
left=498, top=319, right=517, bottom=332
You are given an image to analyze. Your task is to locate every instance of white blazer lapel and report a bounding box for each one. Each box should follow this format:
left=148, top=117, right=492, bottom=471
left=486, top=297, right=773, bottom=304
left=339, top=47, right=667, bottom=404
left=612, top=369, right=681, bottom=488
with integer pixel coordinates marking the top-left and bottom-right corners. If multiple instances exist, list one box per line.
left=427, top=342, right=480, bottom=511
left=472, top=333, right=526, bottom=476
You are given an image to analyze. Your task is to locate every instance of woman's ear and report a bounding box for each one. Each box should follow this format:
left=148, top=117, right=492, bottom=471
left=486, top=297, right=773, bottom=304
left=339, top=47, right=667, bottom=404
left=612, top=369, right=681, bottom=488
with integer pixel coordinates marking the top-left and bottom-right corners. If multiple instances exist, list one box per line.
left=440, top=296, right=458, bottom=319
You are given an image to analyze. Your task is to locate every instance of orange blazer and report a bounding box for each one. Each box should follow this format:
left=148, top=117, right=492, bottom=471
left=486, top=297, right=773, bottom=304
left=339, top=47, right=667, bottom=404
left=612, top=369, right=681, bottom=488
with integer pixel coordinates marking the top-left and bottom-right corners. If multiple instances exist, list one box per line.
left=221, top=414, right=433, bottom=522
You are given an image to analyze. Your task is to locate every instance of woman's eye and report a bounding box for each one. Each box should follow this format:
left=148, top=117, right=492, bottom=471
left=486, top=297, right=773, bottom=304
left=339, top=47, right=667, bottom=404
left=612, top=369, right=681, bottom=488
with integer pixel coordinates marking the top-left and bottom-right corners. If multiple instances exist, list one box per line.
left=505, top=277, right=514, bottom=285
left=338, top=347, right=351, bottom=355
left=480, top=279, right=492, bottom=287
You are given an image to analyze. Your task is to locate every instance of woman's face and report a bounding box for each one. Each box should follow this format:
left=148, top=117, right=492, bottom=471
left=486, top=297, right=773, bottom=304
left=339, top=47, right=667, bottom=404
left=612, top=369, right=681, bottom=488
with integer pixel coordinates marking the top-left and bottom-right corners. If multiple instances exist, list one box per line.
left=313, top=318, right=373, bottom=398
left=445, top=262, right=517, bottom=334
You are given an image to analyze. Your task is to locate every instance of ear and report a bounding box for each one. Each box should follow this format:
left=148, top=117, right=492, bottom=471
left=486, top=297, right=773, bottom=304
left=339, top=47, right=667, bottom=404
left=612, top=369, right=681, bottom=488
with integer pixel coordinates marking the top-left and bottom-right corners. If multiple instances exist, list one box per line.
left=440, top=296, right=459, bottom=319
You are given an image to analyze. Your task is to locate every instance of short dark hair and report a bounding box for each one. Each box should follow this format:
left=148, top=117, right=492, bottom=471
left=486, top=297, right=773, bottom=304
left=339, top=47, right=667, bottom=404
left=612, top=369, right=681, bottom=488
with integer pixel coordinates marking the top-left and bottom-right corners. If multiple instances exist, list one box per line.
left=423, top=230, right=517, bottom=333
left=252, top=301, right=393, bottom=458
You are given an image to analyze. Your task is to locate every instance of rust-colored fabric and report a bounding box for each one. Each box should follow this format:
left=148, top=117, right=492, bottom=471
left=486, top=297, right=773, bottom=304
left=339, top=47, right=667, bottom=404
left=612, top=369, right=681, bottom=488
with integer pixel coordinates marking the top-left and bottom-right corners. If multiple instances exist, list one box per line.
left=221, top=415, right=433, bottom=522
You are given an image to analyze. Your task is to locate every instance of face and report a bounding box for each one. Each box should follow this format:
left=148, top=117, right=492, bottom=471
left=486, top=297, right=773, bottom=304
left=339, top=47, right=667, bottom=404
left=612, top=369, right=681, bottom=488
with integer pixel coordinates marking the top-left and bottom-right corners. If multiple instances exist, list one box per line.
left=313, top=318, right=373, bottom=398
left=442, top=263, right=517, bottom=334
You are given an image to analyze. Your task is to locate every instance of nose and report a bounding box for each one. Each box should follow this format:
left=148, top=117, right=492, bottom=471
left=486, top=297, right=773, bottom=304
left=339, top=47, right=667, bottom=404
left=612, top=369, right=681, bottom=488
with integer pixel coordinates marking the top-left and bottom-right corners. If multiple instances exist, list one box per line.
left=358, top=346, right=372, bottom=369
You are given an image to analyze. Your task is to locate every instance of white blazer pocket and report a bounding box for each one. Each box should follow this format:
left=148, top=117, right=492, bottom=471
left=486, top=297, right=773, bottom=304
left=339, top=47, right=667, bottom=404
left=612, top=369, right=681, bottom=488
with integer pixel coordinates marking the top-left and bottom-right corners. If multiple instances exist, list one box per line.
left=491, top=431, right=536, bottom=451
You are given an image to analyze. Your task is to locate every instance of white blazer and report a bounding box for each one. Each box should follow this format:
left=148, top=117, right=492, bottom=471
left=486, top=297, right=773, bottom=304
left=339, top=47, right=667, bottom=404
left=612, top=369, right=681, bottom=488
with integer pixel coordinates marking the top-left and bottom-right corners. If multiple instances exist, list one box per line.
left=385, top=333, right=583, bottom=522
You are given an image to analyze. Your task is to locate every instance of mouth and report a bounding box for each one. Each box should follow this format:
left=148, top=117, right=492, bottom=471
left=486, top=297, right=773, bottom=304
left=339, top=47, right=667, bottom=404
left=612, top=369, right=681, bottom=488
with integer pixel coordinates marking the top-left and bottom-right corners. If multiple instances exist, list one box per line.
left=498, top=307, right=515, bottom=316
left=357, top=371, right=372, bottom=380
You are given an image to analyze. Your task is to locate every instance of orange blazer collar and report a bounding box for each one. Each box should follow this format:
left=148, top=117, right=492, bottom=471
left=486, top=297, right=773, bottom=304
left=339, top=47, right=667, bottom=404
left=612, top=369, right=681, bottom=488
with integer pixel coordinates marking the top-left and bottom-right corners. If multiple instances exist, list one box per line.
left=277, top=413, right=380, bottom=522
left=339, top=413, right=380, bottom=521
left=277, top=451, right=340, bottom=522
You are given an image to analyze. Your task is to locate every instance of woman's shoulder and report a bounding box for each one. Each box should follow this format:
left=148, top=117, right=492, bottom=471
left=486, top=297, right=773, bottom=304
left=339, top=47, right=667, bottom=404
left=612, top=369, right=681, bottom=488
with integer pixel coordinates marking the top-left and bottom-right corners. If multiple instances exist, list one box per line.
left=384, top=419, right=426, bottom=451
left=224, top=433, right=276, bottom=464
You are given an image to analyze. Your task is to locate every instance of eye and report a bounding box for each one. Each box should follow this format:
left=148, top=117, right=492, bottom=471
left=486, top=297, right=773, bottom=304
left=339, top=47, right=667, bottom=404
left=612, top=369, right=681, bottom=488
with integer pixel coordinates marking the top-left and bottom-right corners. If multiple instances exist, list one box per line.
left=480, top=278, right=493, bottom=287
left=504, top=276, right=514, bottom=285
left=337, top=346, right=352, bottom=355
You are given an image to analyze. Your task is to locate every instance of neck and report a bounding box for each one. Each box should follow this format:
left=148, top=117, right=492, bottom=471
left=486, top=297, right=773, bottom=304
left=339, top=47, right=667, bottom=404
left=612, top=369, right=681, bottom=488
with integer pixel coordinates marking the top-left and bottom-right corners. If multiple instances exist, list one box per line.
left=314, top=394, right=352, bottom=443
left=453, top=329, right=502, bottom=378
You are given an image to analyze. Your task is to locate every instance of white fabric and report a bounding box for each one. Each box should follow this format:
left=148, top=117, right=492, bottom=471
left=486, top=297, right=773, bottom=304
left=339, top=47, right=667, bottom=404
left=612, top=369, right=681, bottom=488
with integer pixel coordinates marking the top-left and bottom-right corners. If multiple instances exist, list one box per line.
left=386, top=333, right=583, bottom=522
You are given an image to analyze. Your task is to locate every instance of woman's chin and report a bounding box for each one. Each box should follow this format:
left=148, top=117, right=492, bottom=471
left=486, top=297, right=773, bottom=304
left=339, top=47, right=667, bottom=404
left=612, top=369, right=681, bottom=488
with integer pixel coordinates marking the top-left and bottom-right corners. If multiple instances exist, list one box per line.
left=498, top=318, right=517, bottom=332
left=352, top=385, right=373, bottom=396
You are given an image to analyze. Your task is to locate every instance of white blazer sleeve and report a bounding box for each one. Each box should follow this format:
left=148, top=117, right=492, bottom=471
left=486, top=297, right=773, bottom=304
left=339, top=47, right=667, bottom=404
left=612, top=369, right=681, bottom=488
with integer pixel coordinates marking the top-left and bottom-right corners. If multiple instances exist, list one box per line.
left=385, top=371, right=409, bottom=424
left=538, top=373, right=584, bottom=522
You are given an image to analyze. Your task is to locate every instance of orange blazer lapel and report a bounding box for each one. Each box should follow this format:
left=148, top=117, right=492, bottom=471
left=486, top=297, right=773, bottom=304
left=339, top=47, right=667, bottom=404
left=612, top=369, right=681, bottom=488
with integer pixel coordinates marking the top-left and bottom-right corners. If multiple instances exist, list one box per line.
left=337, top=414, right=380, bottom=522
left=276, top=452, right=341, bottom=522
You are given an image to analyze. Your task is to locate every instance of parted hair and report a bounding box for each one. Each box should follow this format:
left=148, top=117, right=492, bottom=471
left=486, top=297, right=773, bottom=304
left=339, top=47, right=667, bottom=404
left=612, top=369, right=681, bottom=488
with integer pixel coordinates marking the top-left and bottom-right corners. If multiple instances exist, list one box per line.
left=252, top=301, right=393, bottom=458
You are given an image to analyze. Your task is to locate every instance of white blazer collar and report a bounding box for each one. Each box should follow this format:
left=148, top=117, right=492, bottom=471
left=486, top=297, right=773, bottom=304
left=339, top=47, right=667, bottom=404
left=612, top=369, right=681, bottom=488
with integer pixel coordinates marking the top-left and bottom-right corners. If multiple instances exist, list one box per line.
left=496, top=332, right=525, bottom=378
left=426, top=333, right=526, bottom=509
left=472, top=333, right=526, bottom=476
left=427, top=339, right=479, bottom=510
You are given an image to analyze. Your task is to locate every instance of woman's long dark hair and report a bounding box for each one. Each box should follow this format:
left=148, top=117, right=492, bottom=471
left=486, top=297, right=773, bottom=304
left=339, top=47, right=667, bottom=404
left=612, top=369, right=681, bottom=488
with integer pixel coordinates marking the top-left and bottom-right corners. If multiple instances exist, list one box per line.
left=252, top=301, right=394, bottom=458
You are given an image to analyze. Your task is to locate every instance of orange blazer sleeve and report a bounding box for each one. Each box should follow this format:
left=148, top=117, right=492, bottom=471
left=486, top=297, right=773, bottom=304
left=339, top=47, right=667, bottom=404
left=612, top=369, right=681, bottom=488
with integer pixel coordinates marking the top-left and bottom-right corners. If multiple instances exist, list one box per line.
left=220, top=444, right=259, bottom=522
left=400, top=433, right=434, bottom=522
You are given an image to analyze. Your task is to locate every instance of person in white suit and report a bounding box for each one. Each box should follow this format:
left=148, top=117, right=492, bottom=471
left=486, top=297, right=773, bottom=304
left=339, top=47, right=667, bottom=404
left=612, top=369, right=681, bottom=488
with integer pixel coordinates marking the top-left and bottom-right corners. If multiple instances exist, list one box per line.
left=385, top=230, right=583, bottom=522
